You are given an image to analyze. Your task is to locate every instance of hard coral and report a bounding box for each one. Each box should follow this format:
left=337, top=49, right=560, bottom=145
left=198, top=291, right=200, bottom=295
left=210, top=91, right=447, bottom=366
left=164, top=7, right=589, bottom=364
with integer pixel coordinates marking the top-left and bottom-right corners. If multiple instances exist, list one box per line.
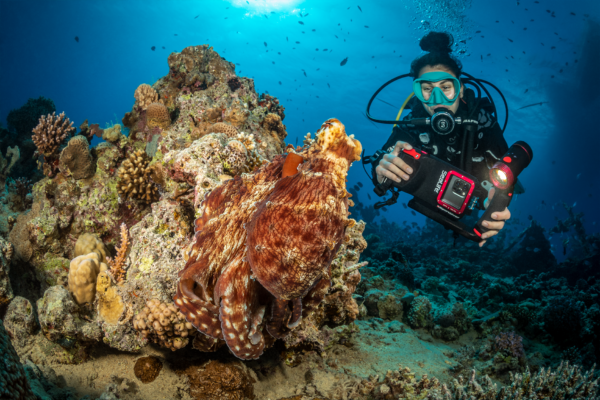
left=32, top=111, right=75, bottom=158
left=174, top=118, right=362, bottom=360
left=134, top=356, right=163, bottom=383
left=210, top=122, right=238, bottom=138
left=407, top=296, right=433, bottom=329
left=134, top=84, right=160, bottom=110
left=68, top=252, right=108, bottom=305
left=117, top=149, right=159, bottom=204
left=132, top=299, right=196, bottom=351
left=74, top=233, right=108, bottom=263
left=0, top=321, right=37, bottom=400
left=263, top=113, right=287, bottom=140
left=182, top=360, right=255, bottom=400
left=146, top=102, right=171, bottom=129
left=542, top=296, right=582, bottom=344
left=59, top=135, right=95, bottom=180
left=0, top=146, right=20, bottom=186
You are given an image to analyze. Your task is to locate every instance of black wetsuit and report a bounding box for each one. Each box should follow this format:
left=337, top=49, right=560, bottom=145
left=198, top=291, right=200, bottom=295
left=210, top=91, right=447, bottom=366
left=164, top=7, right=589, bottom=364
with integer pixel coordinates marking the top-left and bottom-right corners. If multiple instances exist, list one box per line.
left=369, top=88, right=509, bottom=210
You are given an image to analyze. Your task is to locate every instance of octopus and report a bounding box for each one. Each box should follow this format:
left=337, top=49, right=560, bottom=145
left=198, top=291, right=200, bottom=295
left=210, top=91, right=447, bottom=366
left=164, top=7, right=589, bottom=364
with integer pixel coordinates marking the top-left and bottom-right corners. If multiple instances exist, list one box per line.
left=174, top=118, right=362, bottom=359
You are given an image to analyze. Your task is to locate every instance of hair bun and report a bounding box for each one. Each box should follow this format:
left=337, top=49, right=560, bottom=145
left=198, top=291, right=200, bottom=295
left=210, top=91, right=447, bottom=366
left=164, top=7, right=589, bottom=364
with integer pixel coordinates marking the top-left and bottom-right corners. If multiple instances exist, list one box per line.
left=419, top=31, right=454, bottom=54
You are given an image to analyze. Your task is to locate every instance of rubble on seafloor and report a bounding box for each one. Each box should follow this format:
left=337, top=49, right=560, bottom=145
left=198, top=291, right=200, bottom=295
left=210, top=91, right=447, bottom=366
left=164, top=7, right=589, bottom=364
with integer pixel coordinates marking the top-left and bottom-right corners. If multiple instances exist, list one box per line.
left=1, top=44, right=599, bottom=400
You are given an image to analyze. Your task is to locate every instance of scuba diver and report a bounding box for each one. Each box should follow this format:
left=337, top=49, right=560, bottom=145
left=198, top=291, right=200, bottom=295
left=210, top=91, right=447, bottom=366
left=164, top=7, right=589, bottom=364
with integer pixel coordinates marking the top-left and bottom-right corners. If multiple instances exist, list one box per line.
left=367, top=31, right=516, bottom=247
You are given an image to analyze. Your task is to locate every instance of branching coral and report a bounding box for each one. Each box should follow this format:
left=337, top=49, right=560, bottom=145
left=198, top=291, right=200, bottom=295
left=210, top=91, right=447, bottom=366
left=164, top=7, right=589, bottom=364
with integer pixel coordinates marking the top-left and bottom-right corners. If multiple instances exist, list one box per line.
left=117, top=149, right=159, bottom=204
left=133, top=299, right=196, bottom=351
left=146, top=102, right=170, bottom=129
left=32, top=112, right=75, bottom=157
left=107, top=223, right=129, bottom=284
left=59, top=135, right=95, bottom=180
left=134, top=84, right=160, bottom=110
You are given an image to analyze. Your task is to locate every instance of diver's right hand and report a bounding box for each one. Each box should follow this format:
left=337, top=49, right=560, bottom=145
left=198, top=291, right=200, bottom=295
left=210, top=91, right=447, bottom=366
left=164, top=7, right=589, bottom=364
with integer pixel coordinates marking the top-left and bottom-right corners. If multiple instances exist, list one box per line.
left=375, top=141, right=414, bottom=184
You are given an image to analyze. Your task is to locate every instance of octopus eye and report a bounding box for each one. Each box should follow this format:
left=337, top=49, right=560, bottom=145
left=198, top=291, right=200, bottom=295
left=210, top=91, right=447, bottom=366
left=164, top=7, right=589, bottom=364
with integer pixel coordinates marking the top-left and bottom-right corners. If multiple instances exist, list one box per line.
left=202, top=180, right=211, bottom=188
left=255, top=245, right=263, bottom=252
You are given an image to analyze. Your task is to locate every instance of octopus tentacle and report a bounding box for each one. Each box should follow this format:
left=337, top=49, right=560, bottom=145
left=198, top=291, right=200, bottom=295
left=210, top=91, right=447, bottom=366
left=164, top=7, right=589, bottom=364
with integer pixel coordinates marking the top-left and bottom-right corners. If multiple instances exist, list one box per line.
left=214, top=253, right=267, bottom=360
left=302, top=275, right=332, bottom=318
left=174, top=279, right=223, bottom=339
left=266, top=298, right=292, bottom=339
left=288, top=298, right=303, bottom=329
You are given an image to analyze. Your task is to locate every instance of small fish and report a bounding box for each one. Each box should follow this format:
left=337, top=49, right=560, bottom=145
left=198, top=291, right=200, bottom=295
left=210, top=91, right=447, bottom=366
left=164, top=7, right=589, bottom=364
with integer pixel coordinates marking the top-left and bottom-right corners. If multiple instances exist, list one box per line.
left=364, top=25, right=369, bottom=28
left=286, top=37, right=289, bottom=41
left=299, top=21, right=304, bottom=25
left=335, top=35, right=339, bottom=39
left=194, top=15, right=199, bottom=19
left=528, top=215, right=533, bottom=220
left=476, top=30, right=481, bottom=33
left=533, top=248, right=540, bottom=253
left=382, top=207, right=388, bottom=212
left=358, top=5, right=362, bottom=12
left=353, top=185, right=361, bottom=191
left=508, top=38, right=513, bottom=43
left=151, top=46, right=156, bottom=51
left=357, top=182, right=363, bottom=188
left=367, top=194, right=371, bottom=200
left=264, top=42, right=267, bottom=47
left=577, top=173, right=581, bottom=179
left=411, top=211, right=416, bottom=216
left=517, top=101, right=547, bottom=110
left=573, top=202, right=577, bottom=207
left=552, top=160, right=556, bottom=165
left=162, top=46, right=165, bottom=49
left=327, top=83, right=330, bottom=88
left=174, top=34, right=178, bottom=36
left=340, top=57, right=348, bottom=66
left=323, top=48, right=328, bottom=51
left=304, top=13, right=309, bottom=17
left=279, top=81, right=282, bottom=85
left=402, top=203, right=407, bottom=209
left=296, top=41, right=300, bottom=44
left=524, top=88, right=528, bottom=94
left=74, top=36, right=79, bottom=42
left=303, top=71, right=307, bottom=77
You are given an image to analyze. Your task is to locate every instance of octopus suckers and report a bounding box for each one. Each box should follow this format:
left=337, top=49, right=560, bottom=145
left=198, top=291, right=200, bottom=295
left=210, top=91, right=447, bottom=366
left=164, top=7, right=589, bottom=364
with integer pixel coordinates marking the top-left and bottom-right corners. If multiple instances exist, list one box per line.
left=229, top=333, right=236, bottom=339
left=201, top=324, right=208, bottom=329
left=176, top=299, right=183, bottom=305
left=188, top=312, right=195, bottom=318
left=235, top=346, right=240, bottom=351
left=239, top=334, right=244, bottom=340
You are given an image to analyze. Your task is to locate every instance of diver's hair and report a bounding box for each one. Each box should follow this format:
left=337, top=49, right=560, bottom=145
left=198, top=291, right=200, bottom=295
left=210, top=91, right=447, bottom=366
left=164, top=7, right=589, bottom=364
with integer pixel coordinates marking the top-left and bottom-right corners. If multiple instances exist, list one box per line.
left=410, top=31, right=463, bottom=78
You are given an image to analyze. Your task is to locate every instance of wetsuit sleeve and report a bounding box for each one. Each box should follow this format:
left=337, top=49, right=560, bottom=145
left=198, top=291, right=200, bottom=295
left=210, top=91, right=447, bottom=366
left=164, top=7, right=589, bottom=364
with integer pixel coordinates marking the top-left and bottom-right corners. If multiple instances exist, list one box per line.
left=369, top=123, right=419, bottom=186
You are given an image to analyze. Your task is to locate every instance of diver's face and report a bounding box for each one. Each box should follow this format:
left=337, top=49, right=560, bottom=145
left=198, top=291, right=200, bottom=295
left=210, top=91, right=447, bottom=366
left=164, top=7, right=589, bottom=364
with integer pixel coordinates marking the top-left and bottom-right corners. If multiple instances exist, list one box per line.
left=417, top=65, right=464, bottom=116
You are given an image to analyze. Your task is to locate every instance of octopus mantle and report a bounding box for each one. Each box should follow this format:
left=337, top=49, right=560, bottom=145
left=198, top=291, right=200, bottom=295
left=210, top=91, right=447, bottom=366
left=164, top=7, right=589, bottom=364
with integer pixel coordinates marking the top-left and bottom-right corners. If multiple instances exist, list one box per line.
left=174, top=118, right=362, bottom=359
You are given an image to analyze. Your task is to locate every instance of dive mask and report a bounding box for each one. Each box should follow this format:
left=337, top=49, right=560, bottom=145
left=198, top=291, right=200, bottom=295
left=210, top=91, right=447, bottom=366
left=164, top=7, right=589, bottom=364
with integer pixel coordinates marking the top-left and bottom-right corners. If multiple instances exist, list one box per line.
left=413, top=71, right=461, bottom=107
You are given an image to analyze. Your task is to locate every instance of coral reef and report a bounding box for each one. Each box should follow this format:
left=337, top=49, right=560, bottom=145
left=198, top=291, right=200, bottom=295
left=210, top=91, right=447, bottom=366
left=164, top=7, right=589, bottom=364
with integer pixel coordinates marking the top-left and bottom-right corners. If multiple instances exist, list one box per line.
left=174, top=119, right=361, bottom=360
left=146, top=102, right=171, bottom=129
left=0, top=237, right=14, bottom=310
left=32, top=111, right=75, bottom=177
left=106, top=223, right=129, bottom=284
left=68, top=252, right=108, bottom=305
left=178, top=360, right=255, bottom=400
left=134, top=83, right=160, bottom=110
left=0, top=320, right=37, bottom=400
left=4, top=96, right=56, bottom=182
left=116, top=149, right=159, bottom=204
left=133, top=356, right=163, bottom=383
left=132, top=299, right=196, bottom=351
left=59, top=135, right=95, bottom=180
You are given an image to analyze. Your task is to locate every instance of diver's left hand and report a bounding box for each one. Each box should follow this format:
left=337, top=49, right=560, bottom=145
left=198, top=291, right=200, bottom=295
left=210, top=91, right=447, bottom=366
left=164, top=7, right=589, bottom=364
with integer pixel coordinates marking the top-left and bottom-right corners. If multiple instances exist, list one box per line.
left=479, top=187, right=511, bottom=247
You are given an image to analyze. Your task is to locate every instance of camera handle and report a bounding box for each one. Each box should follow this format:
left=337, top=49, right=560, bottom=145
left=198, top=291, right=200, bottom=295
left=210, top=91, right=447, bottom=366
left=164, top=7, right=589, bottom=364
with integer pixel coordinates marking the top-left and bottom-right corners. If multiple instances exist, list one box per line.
left=473, top=186, right=513, bottom=238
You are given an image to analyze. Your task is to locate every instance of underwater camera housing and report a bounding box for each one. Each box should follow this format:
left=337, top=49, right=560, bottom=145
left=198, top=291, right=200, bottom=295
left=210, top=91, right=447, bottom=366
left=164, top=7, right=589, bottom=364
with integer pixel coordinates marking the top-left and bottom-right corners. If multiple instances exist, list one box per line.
left=373, top=141, right=533, bottom=242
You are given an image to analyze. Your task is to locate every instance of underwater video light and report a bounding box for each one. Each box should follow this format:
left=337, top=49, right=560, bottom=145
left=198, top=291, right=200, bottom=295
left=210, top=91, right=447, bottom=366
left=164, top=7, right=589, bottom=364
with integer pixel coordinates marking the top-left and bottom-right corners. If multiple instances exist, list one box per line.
left=490, top=141, right=532, bottom=190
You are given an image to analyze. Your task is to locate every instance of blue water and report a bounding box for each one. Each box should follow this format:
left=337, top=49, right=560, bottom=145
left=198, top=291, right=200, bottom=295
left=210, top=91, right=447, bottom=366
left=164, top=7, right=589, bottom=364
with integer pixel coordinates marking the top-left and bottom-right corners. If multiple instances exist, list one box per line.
left=1, top=0, right=599, bottom=261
